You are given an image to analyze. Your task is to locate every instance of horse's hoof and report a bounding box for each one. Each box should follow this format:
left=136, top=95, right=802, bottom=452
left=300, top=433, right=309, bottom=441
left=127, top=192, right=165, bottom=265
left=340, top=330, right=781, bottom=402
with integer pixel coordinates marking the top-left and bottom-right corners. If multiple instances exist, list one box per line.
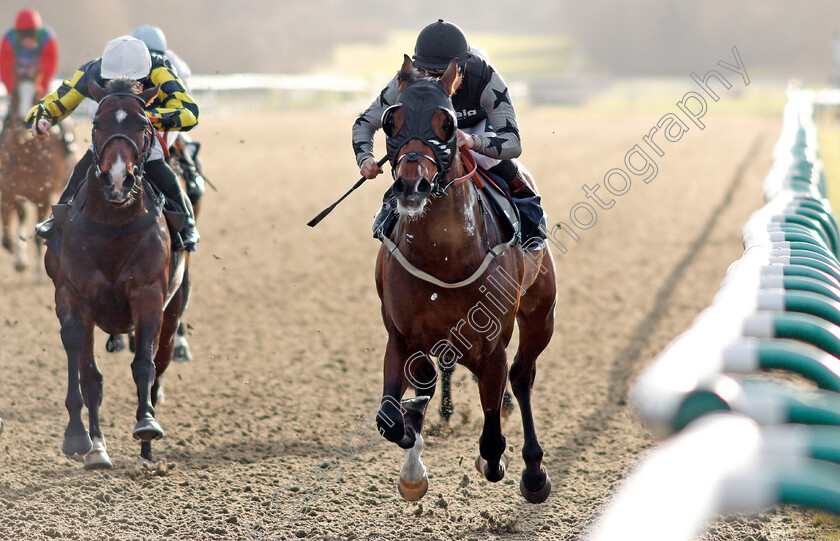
left=106, top=335, right=126, bottom=353
left=475, top=453, right=509, bottom=482
left=172, top=335, right=192, bottom=362
left=133, top=418, right=164, bottom=441
left=0, top=418, right=4, bottom=437
left=520, top=468, right=551, bottom=504
left=84, top=437, right=113, bottom=470
left=62, top=430, right=92, bottom=456
left=398, top=474, right=429, bottom=501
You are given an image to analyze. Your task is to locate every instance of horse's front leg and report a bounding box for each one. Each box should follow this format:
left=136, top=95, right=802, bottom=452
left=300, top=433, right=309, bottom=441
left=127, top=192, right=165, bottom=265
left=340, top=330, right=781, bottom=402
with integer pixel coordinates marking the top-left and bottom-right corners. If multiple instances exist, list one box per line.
left=80, top=336, right=111, bottom=469
left=376, top=331, right=433, bottom=501
left=474, top=345, right=509, bottom=483
left=130, top=289, right=165, bottom=442
left=139, top=280, right=186, bottom=465
left=56, top=292, right=92, bottom=457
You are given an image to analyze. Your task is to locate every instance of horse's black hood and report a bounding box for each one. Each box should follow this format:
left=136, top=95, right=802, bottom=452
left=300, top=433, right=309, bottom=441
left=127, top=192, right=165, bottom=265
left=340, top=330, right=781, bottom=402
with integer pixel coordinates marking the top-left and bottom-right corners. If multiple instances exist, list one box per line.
left=384, top=78, right=458, bottom=178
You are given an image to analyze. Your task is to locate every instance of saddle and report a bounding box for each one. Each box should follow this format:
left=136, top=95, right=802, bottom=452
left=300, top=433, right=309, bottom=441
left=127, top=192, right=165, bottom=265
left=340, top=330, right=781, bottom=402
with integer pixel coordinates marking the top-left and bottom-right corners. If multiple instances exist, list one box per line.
left=46, top=179, right=188, bottom=257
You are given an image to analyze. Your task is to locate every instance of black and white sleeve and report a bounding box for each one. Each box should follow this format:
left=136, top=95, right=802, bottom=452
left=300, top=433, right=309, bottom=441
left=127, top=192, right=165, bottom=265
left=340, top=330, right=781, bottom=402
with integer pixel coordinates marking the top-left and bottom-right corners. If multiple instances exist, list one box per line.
left=352, top=76, right=401, bottom=167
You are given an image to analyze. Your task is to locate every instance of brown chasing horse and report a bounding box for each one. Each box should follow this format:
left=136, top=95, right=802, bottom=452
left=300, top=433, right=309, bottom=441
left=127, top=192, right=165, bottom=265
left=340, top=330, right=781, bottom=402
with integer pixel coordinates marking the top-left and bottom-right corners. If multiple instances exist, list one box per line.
left=374, top=56, right=557, bottom=503
left=45, top=77, right=190, bottom=469
left=0, top=66, right=73, bottom=277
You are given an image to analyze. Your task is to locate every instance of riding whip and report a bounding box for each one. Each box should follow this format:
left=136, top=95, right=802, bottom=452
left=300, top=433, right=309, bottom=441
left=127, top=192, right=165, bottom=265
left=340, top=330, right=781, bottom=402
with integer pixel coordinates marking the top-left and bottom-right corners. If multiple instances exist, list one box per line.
left=307, top=156, right=388, bottom=227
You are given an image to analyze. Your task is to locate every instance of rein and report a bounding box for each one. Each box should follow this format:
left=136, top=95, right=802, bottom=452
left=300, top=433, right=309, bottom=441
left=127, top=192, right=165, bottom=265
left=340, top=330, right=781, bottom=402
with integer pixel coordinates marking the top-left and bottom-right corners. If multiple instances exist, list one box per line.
left=378, top=146, right=518, bottom=289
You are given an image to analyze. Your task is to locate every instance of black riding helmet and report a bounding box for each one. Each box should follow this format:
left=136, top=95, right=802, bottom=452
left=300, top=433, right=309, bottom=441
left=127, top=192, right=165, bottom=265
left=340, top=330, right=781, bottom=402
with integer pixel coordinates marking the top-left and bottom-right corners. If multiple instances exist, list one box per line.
left=413, top=19, right=469, bottom=72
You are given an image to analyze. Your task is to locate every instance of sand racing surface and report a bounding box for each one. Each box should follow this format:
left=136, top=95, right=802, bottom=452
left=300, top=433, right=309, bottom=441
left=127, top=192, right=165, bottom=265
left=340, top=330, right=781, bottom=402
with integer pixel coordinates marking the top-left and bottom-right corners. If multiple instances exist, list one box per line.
left=0, top=108, right=829, bottom=540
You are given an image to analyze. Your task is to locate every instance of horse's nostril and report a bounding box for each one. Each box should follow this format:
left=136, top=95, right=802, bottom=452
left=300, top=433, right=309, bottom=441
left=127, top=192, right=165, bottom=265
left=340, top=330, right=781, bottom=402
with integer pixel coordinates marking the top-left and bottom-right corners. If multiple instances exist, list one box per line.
left=393, top=178, right=408, bottom=196
left=416, top=179, right=432, bottom=196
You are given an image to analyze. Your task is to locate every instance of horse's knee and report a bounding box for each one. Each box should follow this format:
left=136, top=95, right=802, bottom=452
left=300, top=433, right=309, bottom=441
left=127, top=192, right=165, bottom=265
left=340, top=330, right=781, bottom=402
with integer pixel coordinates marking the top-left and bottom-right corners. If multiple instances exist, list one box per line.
left=479, top=432, right=507, bottom=462
left=60, top=319, right=84, bottom=352
left=377, top=397, right=406, bottom=444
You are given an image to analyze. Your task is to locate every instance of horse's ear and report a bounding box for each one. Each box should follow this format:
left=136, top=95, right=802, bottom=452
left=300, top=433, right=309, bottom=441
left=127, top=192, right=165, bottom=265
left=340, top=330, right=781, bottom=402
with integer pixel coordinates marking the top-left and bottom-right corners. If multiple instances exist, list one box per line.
left=439, top=59, right=461, bottom=96
left=398, top=54, right=413, bottom=90
left=139, top=84, right=161, bottom=106
left=88, top=80, right=106, bottom=102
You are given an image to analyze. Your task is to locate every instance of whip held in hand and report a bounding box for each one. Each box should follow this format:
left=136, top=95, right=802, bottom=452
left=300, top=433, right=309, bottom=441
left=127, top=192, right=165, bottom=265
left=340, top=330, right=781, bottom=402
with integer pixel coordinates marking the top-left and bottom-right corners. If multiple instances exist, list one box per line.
left=307, top=156, right=388, bottom=228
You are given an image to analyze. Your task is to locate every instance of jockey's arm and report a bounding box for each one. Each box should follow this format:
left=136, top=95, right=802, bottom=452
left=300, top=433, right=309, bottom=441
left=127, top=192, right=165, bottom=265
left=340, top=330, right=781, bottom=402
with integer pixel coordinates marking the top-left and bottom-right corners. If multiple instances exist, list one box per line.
left=144, top=63, right=199, bottom=132
left=352, top=76, right=401, bottom=176
left=24, top=63, right=89, bottom=133
left=473, top=71, right=522, bottom=161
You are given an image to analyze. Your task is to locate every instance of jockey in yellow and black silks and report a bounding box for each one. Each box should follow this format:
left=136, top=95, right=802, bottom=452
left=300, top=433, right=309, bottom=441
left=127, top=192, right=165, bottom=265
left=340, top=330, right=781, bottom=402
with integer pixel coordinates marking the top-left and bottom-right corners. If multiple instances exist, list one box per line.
left=28, top=36, right=200, bottom=251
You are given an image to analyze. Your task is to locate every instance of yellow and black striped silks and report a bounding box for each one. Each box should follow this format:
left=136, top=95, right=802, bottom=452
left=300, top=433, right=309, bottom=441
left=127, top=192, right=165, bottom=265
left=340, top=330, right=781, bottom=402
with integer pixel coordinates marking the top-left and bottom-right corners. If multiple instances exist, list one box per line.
left=24, top=52, right=198, bottom=132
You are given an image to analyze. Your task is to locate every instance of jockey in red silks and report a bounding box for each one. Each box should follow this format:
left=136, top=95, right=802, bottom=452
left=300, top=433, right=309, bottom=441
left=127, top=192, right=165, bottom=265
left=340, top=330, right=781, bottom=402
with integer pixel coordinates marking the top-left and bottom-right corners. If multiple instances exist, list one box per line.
left=0, top=8, right=58, bottom=98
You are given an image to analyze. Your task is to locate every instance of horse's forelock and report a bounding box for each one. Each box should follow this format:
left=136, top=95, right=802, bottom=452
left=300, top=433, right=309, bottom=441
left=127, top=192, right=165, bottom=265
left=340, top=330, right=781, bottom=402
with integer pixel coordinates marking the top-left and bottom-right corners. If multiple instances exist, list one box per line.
left=104, top=77, right=141, bottom=96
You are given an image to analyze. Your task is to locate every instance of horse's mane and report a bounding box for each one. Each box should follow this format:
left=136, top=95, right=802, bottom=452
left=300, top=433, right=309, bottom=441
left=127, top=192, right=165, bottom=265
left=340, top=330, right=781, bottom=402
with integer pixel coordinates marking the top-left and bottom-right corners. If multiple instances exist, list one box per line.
left=104, top=77, right=141, bottom=95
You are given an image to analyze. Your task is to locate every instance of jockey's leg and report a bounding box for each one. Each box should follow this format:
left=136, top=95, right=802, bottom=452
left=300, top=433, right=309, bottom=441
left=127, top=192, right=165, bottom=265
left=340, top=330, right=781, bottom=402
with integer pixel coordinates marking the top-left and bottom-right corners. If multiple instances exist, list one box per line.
left=488, top=160, right=547, bottom=251
left=144, top=159, right=200, bottom=251
left=373, top=186, right=398, bottom=239
left=35, top=150, right=95, bottom=240
left=174, top=143, right=206, bottom=206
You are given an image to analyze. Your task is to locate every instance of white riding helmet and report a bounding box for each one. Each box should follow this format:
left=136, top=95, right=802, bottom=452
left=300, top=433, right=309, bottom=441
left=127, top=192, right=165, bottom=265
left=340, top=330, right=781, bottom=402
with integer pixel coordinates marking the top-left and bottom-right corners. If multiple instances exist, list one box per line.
left=100, top=36, right=152, bottom=80
left=131, top=24, right=167, bottom=54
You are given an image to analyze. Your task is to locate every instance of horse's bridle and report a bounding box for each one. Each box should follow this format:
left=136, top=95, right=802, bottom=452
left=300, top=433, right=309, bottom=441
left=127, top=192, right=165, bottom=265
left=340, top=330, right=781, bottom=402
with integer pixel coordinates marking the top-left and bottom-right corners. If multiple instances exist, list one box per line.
left=91, top=92, right=154, bottom=181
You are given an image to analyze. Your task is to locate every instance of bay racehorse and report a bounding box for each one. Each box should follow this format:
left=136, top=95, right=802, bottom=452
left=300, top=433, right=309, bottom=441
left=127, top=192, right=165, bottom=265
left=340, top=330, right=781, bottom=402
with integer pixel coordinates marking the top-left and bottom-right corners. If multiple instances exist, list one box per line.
left=45, top=77, right=190, bottom=469
left=374, top=56, right=556, bottom=503
left=105, top=134, right=201, bottom=366
left=0, top=65, right=73, bottom=277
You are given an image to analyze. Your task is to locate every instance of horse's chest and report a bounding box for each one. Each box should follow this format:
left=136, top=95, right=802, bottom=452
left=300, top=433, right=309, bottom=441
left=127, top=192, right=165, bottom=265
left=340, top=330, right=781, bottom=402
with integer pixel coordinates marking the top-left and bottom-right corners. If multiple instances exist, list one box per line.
left=386, top=285, right=515, bottom=359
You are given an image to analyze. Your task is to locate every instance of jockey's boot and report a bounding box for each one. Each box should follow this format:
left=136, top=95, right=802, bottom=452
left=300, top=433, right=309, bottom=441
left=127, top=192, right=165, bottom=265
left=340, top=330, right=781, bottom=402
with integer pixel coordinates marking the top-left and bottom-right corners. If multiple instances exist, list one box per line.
left=35, top=150, right=94, bottom=240
left=373, top=187, right=398, bottom=239
left=489, top=160, right=547, bottom=252
left=145, top=159, right=200, bottom=252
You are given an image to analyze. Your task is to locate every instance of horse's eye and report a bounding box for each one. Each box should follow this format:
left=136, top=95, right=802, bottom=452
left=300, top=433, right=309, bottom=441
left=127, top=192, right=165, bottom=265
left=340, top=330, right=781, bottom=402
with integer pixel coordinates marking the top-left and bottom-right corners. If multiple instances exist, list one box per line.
left=383, top=113, right=396, bottom=137
left=441, top=115, right=454, bottom=138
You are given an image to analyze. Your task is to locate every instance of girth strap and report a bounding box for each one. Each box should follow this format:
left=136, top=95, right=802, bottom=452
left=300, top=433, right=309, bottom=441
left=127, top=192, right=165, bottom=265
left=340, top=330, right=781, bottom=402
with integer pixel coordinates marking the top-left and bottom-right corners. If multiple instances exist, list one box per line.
left=378, top=233, right=517, bottom=289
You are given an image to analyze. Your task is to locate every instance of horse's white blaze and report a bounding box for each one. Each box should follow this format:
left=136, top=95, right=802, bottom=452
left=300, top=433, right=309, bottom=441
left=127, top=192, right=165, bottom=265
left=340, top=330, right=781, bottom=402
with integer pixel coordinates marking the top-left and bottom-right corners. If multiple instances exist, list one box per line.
left=109, top=155, right=127, bottom=194
left=399, top=433, right=427, bottom=483
left=115, top=109, right=127, bottom=123
left=16, top=81, right=36, bottom=119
